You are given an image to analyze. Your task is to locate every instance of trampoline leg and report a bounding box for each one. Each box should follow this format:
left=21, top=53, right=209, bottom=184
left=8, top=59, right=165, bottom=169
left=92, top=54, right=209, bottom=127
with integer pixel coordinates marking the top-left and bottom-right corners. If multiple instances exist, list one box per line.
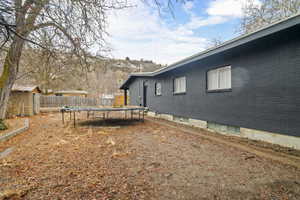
left=131, top=110, right=133, bottom=120
left=62, top=111, right=64, bottom=124
left=138, top=110, right=140, bottom=120
left=142, top=110, right=144, bottom=122
left=73, top=112, right=76, bottom=127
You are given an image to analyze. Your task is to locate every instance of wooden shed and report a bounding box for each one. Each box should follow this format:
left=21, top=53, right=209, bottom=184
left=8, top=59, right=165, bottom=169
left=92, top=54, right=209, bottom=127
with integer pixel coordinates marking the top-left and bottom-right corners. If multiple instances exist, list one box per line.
left=7, top=85, right=41, bottom=118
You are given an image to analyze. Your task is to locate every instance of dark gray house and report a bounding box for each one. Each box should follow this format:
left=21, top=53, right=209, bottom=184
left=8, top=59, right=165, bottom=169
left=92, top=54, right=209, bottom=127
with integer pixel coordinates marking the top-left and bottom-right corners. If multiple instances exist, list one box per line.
left=120, top=14, right=300, bottom=149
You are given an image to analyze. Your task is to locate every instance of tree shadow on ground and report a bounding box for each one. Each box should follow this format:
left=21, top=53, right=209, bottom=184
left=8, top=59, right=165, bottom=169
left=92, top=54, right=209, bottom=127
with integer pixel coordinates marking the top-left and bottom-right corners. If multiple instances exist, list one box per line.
left=78, top=118, right=143, bottom=127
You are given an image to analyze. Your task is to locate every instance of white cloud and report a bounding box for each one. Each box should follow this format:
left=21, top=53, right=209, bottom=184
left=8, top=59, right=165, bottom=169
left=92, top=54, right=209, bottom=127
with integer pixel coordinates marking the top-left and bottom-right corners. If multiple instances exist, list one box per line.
left=106, top=1, right=209, bottom=64
left=207, top=0, right=261, bottom=17
left=186, top=15, right=228, bottom=29
left=105, top=0, right=259, bottom=64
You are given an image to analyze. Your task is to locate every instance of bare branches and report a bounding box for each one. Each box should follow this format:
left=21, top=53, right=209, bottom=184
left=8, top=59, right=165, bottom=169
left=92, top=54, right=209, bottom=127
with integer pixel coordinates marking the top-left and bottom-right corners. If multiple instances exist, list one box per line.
left=142, top=0, right=185, bottom=17
left=0, top=0, right=45, bottom=50
left=0, top=0, right=15, bottom=50
left=0, top=0, right=186, bottom=53
left=240, top=0, right=300, bottom=34
left=0, top=0, right=128, bottom=52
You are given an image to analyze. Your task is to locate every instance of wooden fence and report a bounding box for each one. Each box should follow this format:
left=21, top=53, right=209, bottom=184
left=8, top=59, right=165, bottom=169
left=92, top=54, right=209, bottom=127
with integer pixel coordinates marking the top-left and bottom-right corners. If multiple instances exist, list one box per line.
left=40, top=95, right=106, bottom=107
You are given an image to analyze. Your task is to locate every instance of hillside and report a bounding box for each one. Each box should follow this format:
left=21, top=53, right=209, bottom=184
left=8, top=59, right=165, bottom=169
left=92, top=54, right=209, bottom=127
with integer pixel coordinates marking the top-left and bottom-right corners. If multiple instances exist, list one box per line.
left=83, top=57, right=164, bottom=96
left=0, top=50, right=164, bottom=96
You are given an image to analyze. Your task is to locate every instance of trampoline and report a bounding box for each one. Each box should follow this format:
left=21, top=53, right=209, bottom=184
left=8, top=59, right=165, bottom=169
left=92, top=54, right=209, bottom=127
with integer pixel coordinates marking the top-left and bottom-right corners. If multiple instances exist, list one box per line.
left=60, top=106, right=147, bottom=127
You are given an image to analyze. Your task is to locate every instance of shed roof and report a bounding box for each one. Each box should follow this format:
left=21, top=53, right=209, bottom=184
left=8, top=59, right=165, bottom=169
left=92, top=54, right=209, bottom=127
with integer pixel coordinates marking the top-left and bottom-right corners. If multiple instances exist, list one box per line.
left=12, top=85, right=41, bottom=92
left=55, top=90, right=88, bottom=95
left=120, top=13, right=300, bottom=89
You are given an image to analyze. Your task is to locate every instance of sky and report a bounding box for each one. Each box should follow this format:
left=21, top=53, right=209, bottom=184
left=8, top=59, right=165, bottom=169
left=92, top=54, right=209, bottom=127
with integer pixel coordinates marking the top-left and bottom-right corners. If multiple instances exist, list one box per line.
left=106, top=0, right=261, bottom=64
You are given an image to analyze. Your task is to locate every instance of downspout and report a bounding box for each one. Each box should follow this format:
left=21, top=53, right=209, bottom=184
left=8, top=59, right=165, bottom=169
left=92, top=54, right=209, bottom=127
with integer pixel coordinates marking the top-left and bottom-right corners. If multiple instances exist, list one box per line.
left=138, top=79, right=142, bottom=106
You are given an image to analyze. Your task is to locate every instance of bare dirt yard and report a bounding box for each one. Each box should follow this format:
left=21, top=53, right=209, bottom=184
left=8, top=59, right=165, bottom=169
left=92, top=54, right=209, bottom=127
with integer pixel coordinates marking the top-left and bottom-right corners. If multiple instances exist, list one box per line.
left=1, top=113, right=300, bottom=200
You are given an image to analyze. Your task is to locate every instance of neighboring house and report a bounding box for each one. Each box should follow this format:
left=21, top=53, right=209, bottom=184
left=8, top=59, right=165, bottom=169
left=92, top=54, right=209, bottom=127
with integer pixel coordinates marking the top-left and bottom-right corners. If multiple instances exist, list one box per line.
left=7, top=85, right=41, bottom=117
left=54, top=90, right=88, bottom=97
left=101, top=94, right=114, bottom=106
left=41, top=89, right=54, bottom=95
left=120, top=14, right=300, bottom=149
left=100, top=93, right=129, bottom=107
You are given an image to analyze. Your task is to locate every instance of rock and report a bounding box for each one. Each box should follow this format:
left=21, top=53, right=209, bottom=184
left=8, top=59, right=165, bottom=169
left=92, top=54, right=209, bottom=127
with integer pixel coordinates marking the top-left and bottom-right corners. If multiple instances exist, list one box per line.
left=106, top=137, right=116, bottom=146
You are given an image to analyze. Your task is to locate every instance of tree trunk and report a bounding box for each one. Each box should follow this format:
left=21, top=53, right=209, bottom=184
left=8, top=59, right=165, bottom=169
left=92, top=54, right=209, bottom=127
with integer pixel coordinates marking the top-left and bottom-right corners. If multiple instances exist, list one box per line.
left=0, top=38, right=25, bottom=119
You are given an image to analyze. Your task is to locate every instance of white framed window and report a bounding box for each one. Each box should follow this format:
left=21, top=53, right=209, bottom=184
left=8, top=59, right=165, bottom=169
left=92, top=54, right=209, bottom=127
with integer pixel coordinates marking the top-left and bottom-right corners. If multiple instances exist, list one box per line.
left=207, top=66, right=231, bottom=91
left=155, top=82, right=162, bottom=96
left=174, top=76, right=186, bottom=94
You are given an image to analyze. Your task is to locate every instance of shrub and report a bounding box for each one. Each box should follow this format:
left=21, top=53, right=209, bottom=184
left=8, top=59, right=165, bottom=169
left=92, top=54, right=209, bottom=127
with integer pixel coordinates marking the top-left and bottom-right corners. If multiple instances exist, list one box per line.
left=0, top=120, right=8, bottom=130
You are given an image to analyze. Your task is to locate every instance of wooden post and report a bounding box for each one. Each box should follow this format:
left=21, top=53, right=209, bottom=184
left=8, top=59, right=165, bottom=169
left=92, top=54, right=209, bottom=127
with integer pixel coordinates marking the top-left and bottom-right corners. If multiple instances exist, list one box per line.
left=124, top=89, right=127, bottom=106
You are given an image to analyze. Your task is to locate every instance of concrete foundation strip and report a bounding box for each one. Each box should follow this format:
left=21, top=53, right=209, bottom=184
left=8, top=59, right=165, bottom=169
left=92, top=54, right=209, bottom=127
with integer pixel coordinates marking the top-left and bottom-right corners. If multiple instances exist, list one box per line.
left=0, top=118, right=29, bottom=142
left=147, top=117, right=300, bottom=169
left=0, top=147, right=14, bottom=159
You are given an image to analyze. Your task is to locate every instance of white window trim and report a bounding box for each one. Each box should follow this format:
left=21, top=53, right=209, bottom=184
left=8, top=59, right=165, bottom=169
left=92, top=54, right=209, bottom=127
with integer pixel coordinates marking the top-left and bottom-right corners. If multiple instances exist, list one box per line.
left=155, top=82, right=162, bottom=96
left=207, top=66, right=231, bottom=91
left=174, top=76, right=186, bottom=94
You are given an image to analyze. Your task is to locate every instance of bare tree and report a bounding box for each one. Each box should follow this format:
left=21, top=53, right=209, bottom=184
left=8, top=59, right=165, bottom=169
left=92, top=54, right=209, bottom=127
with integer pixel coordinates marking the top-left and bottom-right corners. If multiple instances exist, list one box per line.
left=0, top=0, right=185, bottom=120
left=240, top=0, right=300, bottom=34
left=18, top=36, right=82, bottom=93
left=0, top=0, right=129, bottom=119
left=206, top=37, right=223, bottom=49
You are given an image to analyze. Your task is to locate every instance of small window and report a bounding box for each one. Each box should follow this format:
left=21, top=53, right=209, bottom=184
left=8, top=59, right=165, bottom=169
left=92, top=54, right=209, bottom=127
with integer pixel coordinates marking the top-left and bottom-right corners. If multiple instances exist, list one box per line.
left=155, top=82, right=162, bottom=96
left=174, top=76, right=186, bottom=94
left=207, top=66, right=231, bottom=91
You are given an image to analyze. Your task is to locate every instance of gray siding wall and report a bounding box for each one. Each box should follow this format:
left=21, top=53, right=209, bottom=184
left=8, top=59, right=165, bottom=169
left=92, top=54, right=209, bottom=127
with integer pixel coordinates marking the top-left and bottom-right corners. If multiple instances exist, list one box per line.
left=129, top=79, right=143, bottom=106
left=128, top=26, right=300, bottom=137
